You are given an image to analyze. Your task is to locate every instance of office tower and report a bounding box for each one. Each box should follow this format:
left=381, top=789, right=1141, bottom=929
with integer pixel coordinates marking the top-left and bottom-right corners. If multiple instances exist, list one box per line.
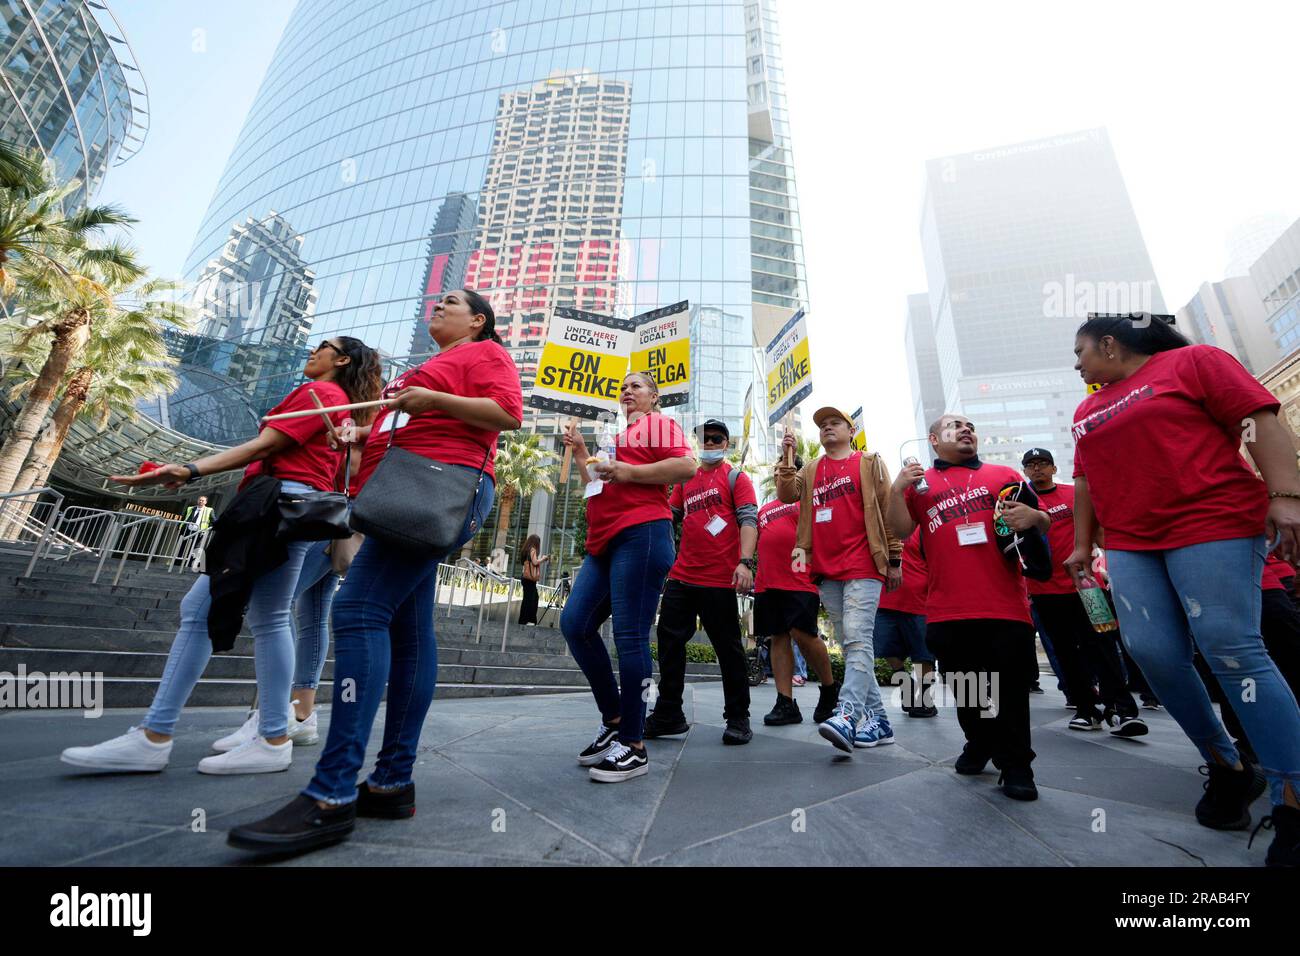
left=1250, top=216, right=1300, bottom=357
left=1175, top=278, right=1278, bottom=375
left=918, top=128, right=1164, bottom=474
left=904, top=292, right=945, bottom=444
left=1226, top=213, right=1291, bottom=279
left=409, top=191, right=479, bottom=359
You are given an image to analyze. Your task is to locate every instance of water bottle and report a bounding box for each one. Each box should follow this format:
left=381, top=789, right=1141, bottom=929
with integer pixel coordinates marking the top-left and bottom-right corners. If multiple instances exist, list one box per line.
left=1076, top=577, right=1118, bottom=633
left=597, top=425, right=617, bottom=465
left=903, top=456, right=929, bottom=495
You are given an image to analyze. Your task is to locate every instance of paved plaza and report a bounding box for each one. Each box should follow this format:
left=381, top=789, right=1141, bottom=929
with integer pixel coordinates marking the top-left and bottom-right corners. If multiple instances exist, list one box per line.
left=0, top=679, right=1272, bottom=867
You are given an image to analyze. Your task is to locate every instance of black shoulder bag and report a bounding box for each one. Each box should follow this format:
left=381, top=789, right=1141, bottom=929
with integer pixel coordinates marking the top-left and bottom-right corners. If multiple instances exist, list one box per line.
left=273, top=441, right=354, bottom=542
left=350, top=416, right=490, bottom=556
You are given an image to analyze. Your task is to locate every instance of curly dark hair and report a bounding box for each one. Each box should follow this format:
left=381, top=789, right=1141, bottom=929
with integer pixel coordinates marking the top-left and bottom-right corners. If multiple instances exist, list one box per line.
left=331, top=335, right=384, bottom=424
left=1075, top=314, right=1190, bottom=357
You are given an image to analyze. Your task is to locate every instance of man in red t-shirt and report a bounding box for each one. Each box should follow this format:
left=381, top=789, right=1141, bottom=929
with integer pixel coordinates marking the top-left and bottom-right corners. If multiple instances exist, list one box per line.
left=1020, top=448, right=1146, bottom=737
left=887, top=414, right=1049, bottom=801
left=644, top=419, right=759, bottom=745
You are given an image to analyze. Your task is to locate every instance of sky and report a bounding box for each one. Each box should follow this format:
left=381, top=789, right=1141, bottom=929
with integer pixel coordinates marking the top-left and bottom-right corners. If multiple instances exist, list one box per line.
left=96, top=1, right=1300, bottom=468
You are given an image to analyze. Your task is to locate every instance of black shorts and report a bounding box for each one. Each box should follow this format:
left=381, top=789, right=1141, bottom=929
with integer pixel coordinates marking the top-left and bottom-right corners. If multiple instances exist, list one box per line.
left=753, top=589, right=821, bottom=638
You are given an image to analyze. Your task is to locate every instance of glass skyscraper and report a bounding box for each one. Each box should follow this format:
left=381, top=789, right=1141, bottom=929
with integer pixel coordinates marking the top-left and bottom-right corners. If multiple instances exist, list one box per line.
left=166, top=0, right=808, bottom=568
left=916, top=128, right=1164, bottom=475
left=0, top=0, right=146, bottom=207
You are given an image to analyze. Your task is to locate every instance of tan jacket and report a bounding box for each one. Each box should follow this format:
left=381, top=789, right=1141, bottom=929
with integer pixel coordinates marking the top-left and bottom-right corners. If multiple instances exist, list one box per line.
left=775, top=452, right=902, bottom=577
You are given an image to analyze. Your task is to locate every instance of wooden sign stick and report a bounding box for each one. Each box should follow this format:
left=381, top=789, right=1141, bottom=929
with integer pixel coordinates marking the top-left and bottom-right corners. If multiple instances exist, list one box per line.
left=262, top=398, right=389, bottom=422
left=558, top=416, right=578, bottom=483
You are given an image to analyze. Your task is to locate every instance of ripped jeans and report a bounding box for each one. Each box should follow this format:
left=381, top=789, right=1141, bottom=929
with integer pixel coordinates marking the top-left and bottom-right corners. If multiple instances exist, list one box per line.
left=818, top=577, right=885, bottom=718
left=1108, top=535, right=1300, bottom=806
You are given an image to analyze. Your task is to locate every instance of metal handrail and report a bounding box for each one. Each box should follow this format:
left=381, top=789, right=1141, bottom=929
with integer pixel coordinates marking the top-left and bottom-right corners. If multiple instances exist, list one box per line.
left=0, top=487, right=64, bottom=578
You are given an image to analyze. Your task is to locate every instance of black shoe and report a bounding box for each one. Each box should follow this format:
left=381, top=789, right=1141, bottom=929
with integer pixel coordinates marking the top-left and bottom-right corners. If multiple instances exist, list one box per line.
left=907, top=704, right=938, bottom=718
left=813, top=681, right=841, bottom=724
left=998, top=766, right=1038, bottom=801
left=642, top=711, right=689, bottom=738
left=589, top=742, right=649, bottom=783
left=1249, top=804, right=1300, bottom=867
left=763, top=694, right=803, bottom=726
left=1063, top=697, right=1075, bottom=710
left=954, top=744, right=991, bottom=775
left=722, top=717, right=753, bottom=745
left=1196, top=762, right=1267, bottom=830
left=1109, top=715, right=1149, bottom=739
left=577, top=722, right=621, bottom=766
left=227, top=794, right=356, bottom=853
left=357, top=781, right=416, bottom=819
left=1028, top=682, right=1044, bottom=694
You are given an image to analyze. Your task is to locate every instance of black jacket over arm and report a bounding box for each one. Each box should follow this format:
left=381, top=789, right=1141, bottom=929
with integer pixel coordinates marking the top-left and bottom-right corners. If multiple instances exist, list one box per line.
left=204, top=474, right=287, bottom=653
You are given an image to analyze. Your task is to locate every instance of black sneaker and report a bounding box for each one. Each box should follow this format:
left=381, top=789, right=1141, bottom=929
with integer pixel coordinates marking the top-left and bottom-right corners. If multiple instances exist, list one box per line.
left=722, top=717, right=753, bottom=745
left=577, top=723, right=620, bottom=766
left=1109, top=716, right=1148, bottom=739
left=998, top=766, right=1039, bottom=801
left=1028, top=682, right=1044, bottom=694
left=1196, top=762, right=1267, bottom=830
left=813, top=680, right=841, bottom=724
left=1249, top=804, right=1300, bottom=867
left=1069, top=714, right=1104, bottom=732
left=357, top=781, right=416, bottom=819
left=954, top=744, right=991, bottom=775
left=907, top=704, right=938, bottom=718
left=227, top=794, right=356, bottom=853
left=642, top=710, right=689, bottom=738
left=589, top=742, right=649, bottom=783
left=763, top=694, right=803, bottom=726
left=1141, top=696, right=1161, bottom=710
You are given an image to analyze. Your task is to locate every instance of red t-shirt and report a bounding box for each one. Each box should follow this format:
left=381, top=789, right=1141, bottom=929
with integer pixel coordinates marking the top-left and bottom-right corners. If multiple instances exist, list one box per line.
left=1262, top=553, right=1293, bottom=592
left=1026, top=483, right=1078, bottom=596
left=905, top=460, right=1032, bottom=625
left=241, top=381, right=349, bottom=492
left=755, top=500, right=818, bottom=594
left=808, top=452, right=882, bottom=582
left=356, top=340, right=523, bottom=491
left=879, top=529, right=928, bottom=615
left=1072, top=346, right=1278, bottom=551
left=668, top=462, right=757, bottom=588
left=584, top=412, right=693, bottom=557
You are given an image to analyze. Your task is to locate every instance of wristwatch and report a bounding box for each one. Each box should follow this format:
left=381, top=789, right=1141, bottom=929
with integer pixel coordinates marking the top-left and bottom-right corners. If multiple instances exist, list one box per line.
left=888, top=558, right=902, bottom=569
left=182, top=463, right=200, bottom=483
left=739, top=556, right=757, bottom=572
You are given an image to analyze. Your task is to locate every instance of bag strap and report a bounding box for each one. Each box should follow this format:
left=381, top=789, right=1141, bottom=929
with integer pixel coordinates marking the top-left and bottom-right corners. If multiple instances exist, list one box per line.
left=382, top=405, right=493, bottom=490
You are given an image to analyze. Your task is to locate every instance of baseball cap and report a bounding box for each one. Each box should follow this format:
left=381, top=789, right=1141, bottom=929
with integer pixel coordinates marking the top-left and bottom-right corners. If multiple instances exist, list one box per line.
left=1021, top=448, right=1054, bottom=466
left=812, top=406, right=855, bottom=428
left=696, top=418, right=730, bottom=440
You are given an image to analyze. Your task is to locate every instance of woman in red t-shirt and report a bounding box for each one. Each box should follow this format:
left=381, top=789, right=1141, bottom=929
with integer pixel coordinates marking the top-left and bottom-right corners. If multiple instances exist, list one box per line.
left=559, top=372, right=696, bottom=783
left=1063, top=315, right=1300, bottom=862
left=226, top=289, right=523, bottom=853
left=62, top=336, right=382, bottom=778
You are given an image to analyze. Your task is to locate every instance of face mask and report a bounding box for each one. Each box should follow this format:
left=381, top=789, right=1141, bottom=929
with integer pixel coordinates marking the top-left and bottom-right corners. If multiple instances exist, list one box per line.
left=700, top=449, right=727, bottom=463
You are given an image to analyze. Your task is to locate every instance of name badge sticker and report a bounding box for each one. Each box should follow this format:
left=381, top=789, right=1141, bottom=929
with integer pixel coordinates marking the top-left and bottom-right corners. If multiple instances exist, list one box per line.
left=815, top=507, right=833, bottom=524
left=956, top=522, right=988, bottom=546
left=584, top=480, right=604, bottom=499
left=377, top=411, right=410, bottom=434
left=705, top=514, right=728, bottom=537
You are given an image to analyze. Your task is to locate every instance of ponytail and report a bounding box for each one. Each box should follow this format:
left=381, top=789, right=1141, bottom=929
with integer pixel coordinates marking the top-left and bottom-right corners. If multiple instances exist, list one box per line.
left=462, top=287, right=502, bottom=345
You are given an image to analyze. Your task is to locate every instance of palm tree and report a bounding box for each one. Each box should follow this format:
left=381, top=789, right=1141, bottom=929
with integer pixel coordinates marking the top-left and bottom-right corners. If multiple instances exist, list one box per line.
left=491, top=433, right=557, bottom=556
left=758, top=434, right=822, bottom=500
left=1, top=274, right=189, bottom=497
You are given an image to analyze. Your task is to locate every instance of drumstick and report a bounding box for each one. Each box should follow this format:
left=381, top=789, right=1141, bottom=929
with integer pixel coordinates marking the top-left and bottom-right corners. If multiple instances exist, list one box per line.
left=309, top=391, right=342, bottom=445
left=262, top=399, right=390, bottom=421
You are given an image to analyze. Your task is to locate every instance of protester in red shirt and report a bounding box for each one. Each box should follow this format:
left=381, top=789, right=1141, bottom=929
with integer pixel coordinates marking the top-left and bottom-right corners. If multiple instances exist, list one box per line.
left=558, top=372, right=695, bottom=783
left=63, top=336, right=382, bottom=781
left=227, top=289, right=523, bottom=854
left=887, top=414, right=1050, bottom=801
left=1063, top=315, right=1300, bottom=865
left=875, top=529, right=937, bottom=717
left=1020, top=447, right=1146, bottom=737
left=754, top=461, right=840, bottom=727
left=641, top=418, right=758, bottom=745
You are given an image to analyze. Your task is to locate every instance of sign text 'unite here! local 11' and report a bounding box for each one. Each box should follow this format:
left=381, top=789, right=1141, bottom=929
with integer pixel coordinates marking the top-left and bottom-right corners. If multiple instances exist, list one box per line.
left=765, top=308, right=813, bottom=426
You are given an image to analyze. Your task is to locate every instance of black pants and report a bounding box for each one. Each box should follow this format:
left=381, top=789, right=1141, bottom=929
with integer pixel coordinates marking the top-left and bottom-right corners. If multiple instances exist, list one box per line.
left=518, top=579, right=539, bottom=625
left=1031, top=592, right=1137, bottom=719
left=927, top=619, right=1036, bottom=770
left=654, top=578, right=750, bottom=721
left=1196, top=588, right=1300, bottom=752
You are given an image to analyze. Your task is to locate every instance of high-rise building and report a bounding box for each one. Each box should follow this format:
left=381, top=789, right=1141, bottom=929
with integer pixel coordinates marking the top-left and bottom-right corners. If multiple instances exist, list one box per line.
left=917, top=128, right=1164, bottom=474
left=1249, top=216, right=1300, bottom=357
left=1175, top=278, right=1278, bottom=375
left=0, top=0, right=146, bottom=207
left=408, top=192, right=478, bottom=360
left=1225, top=213, right=1291, bottom=279
left=169, top=0, right=808, bottom=573
left=904, top=293, right=944, bottom=444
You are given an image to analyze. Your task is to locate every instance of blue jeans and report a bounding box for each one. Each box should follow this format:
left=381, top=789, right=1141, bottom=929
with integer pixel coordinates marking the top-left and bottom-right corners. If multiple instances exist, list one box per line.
left=560, top=520, right=676, bottom=744
left=819, top=578, right=885, bottom=718
left=1029, top=602, right=1067, bottom=692
left=1109, top=535, right=1300, bottom=806
left=292, top=538, right=341, bottom=692
left=304, top=471, right=494, bottom=804
left=143, top=480, right=318, bottom=739
left=792, top=640, right=807, bottom=680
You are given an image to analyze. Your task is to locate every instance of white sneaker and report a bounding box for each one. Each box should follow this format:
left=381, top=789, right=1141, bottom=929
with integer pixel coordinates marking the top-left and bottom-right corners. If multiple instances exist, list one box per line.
left=212, top=710, right=260, bottom=752
left=288, top=710, right=319, bottom=746
left=197, top=736, right=292, bottom=775
left=61, top=727, right=171, bottom=772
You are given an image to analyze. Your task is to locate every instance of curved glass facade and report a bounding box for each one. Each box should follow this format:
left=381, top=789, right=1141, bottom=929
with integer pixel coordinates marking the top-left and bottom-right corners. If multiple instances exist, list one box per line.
left=171, top=0, right=807, bottom=565
left=0, top=0, right=147, bottom=207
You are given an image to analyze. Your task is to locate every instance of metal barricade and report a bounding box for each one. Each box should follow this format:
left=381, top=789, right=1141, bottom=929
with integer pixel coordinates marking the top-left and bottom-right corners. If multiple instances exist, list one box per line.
left=0, top=488, right=65, bottom=578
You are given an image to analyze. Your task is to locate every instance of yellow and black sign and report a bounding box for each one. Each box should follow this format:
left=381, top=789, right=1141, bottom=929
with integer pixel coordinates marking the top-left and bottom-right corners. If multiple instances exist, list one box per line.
left=629, top=300, right=690, bottom=408
left=850, top=406, right=868, bottom=451
left=765, top=308, right=813, bottom=426
left=529, top=307, right=635, bottom=421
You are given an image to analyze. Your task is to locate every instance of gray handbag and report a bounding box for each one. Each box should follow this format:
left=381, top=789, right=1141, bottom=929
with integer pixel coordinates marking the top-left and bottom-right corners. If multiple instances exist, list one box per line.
left=350, top=422, right=490, bottom=556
